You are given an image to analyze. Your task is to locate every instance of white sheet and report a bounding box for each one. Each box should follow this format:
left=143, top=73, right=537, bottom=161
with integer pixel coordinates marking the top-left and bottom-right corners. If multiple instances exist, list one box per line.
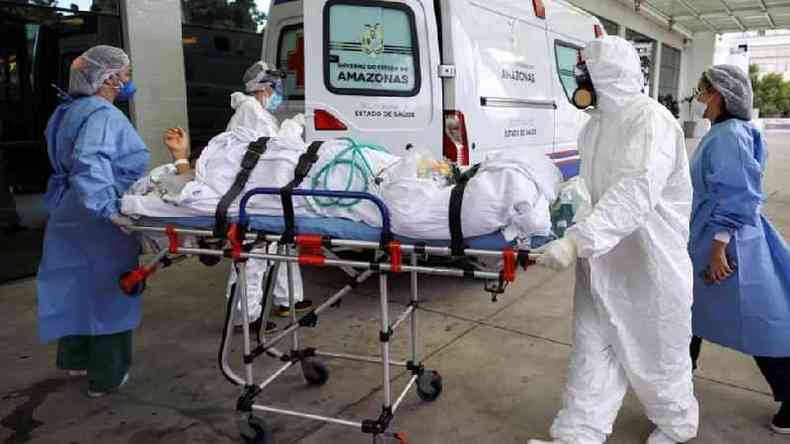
left=123, top=133, right=561, bottom=247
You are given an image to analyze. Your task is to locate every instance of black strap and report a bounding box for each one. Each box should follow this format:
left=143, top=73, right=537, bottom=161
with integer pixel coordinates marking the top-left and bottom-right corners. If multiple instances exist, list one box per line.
left=449, top=164, right=481, bottom=256
left=279, top=141, right=324, bottom=244
left=214, top=137, right=270, bottom=238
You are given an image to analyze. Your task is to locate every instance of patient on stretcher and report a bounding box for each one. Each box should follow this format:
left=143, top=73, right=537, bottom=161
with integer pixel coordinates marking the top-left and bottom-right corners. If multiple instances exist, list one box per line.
left=122, top=116, right=565, bottom=248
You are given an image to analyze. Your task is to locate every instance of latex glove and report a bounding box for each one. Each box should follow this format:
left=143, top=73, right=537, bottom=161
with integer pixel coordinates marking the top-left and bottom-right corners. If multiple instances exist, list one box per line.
left=163, top=127, right=190, bottom=161
left=110, top=214, right=135, bottom=235
left=535, top=236, right=578, bottom=270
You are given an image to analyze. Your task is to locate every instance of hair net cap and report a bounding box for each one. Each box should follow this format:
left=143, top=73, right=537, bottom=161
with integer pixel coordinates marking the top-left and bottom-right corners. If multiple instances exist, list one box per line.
left=68, top=45, right=130, bottom=96
left=705, top=64, right=753, bottom=120
left=243, top=61, right=278, bottom=93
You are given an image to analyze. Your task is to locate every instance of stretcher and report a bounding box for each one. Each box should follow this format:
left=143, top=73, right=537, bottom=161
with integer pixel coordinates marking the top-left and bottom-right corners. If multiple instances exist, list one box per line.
left=122, top=187, right=536, bottom=444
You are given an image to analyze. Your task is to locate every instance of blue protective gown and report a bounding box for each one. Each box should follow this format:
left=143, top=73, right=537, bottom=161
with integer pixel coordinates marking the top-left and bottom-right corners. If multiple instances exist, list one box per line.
left=37, top=96, right=150, bottom=343
left=689, top=118, right=790, bottom=357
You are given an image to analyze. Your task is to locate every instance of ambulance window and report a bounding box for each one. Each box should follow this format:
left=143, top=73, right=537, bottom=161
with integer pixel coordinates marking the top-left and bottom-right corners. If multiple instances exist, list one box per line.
left=277, top=24, right=305, bottom=100
left=323, top=0, right=421, bottom=96
left=555, top=42, right=581, bottom=102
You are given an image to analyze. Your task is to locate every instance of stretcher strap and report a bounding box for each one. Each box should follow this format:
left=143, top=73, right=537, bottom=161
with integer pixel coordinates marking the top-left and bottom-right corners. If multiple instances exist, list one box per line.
left=214, top=137, right=270, bottom=238
left=280, top=141, right=324, bottom=244
left=448, top=164, right=480, bottom=256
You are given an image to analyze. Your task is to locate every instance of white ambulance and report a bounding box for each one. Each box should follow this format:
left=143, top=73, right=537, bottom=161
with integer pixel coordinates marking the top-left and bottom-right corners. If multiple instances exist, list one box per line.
left=264, top=0, right=604, bottom=177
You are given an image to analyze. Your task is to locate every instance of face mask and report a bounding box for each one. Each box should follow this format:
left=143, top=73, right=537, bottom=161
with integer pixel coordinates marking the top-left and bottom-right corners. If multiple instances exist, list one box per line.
left=266, top=92, right=283, bottom=112
left=571, top=62, right=597, bottom=109
left=691, top=98, right=708, bottom=120
left=116, top=81, right=137, bottom=102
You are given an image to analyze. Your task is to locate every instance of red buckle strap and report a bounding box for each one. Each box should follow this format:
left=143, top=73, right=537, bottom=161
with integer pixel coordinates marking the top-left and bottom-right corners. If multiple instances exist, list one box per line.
left=299, top=255, right=326, bottom=266
left=296, top=234, right=325, bottom=266
left=389, top=241, right=403, bottom=273
left=227, top=224, right=245, bottom=262
left=502, top=248, right=517, bottom=283
left=165, top=225, right=179, bottom=254
left=296, top=234, right=324, bottom=249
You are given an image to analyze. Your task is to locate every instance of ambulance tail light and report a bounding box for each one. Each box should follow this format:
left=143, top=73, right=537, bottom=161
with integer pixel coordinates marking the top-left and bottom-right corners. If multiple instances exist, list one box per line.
left=532, top=0, right=546, bottom=19
left=443, top=110, right=470, bottom=166
left=594, top=24, right=604, bottom=38
left=314, top=109, right=347, bottom=131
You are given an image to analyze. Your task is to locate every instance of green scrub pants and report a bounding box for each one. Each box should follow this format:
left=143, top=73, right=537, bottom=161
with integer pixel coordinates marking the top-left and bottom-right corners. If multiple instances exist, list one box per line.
left=56, top=330, right=132, bottom=392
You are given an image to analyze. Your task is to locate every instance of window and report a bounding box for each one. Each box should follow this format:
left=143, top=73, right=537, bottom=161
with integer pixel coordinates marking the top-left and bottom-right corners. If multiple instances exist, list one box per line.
left=277, top=24, right=305, bottom=100
left=323, top=0, right=421, bottom=96
left=5, top=0, right=120, bottom=14
left=0, top=4, right=124, bottom=282
left=626, top=28, right=656, bottom=95
left=594, top=14, right=619, bottom=37
left=555, top=41, right=581, bottom=102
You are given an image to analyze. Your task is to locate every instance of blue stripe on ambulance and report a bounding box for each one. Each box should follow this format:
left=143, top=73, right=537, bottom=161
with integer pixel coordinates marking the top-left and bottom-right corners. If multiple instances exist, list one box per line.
left=549, top=150, right=580, bottom=180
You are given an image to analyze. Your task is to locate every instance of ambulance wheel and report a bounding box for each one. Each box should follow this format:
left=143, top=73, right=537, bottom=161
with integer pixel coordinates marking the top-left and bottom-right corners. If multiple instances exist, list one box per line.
left=239, top=415, right=274, bottom=444
left=416, top=371, right=442, bottom=402
left=302, top=358, right=330, bottom=386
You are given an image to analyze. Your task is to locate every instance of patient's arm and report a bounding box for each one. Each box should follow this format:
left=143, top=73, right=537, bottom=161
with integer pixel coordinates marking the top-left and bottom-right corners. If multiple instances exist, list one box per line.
left=163, top=127, right=192, bottom=175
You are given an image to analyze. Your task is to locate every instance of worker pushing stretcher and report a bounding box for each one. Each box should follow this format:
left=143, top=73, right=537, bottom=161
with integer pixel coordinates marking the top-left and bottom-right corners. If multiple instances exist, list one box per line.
left=114, top=62, right=584, bottom=443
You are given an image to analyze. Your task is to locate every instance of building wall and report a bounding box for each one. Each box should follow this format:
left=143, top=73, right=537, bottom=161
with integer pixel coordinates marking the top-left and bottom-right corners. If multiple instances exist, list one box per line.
left=122, top=0, right=190, bottom=167
left=567, top=0, right=686, bottom=49
left=567, top=0, right=688, bottom=104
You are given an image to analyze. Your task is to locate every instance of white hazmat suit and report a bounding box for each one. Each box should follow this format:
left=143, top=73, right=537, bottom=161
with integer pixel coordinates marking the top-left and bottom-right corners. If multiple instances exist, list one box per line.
left=224, top=90, right=304, bottom=324
left=534, top=36, right=699, bottom=444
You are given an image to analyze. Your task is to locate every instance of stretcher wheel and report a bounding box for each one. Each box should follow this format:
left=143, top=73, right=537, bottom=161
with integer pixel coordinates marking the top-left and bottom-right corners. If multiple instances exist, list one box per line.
left=416, top=370, right=442, bottom=402
left=373, top=432, right=408, bottom=444
left=301, top=358, right=330, bottom=386
left=239, top=415, right=274, bottom=444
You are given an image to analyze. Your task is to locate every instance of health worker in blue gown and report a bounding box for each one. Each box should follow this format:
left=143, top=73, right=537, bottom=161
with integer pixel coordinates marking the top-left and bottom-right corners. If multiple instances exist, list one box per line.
left=688, top=64, right=790, bottom=434
left=37, top=45, right=149, bottom=397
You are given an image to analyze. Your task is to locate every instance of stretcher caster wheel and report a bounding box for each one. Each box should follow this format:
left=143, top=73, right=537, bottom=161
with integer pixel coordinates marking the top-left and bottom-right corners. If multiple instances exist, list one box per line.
left=373, top=432, right=408, bottom=444
left=301, top=358, right=329, bottom=386
left=239, top=415, right=274, bottom=444
left=416, top=370, right=442, bottom=402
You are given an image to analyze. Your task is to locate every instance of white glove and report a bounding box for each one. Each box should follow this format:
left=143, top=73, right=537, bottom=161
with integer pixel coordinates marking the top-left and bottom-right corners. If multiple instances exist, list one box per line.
left=535, top=236, right=578, bottom=270
left=110, top=214, right=135, bottom=235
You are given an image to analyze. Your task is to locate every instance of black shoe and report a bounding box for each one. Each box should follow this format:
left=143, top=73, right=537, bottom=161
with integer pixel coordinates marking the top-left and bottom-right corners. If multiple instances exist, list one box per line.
left=234, top=319, right=277, bottom=334
left=275, top=300, right=314, bottom=318
left=771, top=403, right=790, bottom=434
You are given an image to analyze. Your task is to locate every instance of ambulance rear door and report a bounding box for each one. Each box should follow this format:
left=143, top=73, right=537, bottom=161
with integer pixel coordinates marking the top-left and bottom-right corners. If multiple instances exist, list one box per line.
left=303, top=0, right=443, bottom=156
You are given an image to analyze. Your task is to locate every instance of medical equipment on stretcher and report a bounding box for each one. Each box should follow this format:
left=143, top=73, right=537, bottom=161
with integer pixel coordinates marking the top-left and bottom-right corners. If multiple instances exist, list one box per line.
left=120, top=186, right=536, bottom=444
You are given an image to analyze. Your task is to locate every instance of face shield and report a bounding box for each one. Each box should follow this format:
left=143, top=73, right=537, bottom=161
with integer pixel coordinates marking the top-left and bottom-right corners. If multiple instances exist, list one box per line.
left=246, top=66, right=286, bottom=95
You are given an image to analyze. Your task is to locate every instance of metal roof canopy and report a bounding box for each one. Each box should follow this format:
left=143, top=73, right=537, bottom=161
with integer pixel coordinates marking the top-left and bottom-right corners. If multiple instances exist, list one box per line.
left=623, top=0, right=790, bottom=38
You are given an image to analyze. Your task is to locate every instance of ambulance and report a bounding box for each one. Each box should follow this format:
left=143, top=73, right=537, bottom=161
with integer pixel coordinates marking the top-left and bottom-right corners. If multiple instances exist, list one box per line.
left=264, top=0, right=604, bottom=177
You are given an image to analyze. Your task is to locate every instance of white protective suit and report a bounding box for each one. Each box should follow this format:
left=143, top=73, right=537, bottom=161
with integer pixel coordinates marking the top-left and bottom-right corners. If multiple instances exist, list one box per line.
left=227, top=92, right=280, bottom=136
left=225, top=93, right=303, bottom=323
left=548, top=36, right=698, bottom=444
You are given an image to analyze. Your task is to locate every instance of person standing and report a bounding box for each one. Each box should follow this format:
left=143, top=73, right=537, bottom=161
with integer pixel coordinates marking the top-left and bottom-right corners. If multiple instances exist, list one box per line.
left=529, top=36, right=699, bottom=444
left=688, top=64, right=790, bottom=434
left=37, top=46, right=149, bottom=397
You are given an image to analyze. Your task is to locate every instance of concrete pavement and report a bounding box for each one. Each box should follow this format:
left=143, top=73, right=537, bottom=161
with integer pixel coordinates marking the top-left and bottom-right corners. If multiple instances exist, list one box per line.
left=1, top=134, right=788, bottom=444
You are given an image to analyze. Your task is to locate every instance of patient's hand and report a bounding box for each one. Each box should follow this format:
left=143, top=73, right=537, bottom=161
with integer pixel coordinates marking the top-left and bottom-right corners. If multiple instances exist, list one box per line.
left=164, top=127, right=190, bottom=161
left=164, top=127, right=191, bottom=174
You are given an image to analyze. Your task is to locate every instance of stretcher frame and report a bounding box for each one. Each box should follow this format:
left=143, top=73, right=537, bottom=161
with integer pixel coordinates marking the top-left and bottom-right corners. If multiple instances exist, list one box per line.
left=121, top=188, right=533, bottom=444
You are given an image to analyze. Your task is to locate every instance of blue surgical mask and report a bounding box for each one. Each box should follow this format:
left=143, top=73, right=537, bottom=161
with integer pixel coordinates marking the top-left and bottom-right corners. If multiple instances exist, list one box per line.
left=116, top=81, right=137, bottom=101
left=266, top=92, right=283, bottom=112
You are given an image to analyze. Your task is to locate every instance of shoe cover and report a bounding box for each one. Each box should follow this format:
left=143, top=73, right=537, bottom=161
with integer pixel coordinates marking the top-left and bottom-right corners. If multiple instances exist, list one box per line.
left=646, top=429, right=677, bottom=444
